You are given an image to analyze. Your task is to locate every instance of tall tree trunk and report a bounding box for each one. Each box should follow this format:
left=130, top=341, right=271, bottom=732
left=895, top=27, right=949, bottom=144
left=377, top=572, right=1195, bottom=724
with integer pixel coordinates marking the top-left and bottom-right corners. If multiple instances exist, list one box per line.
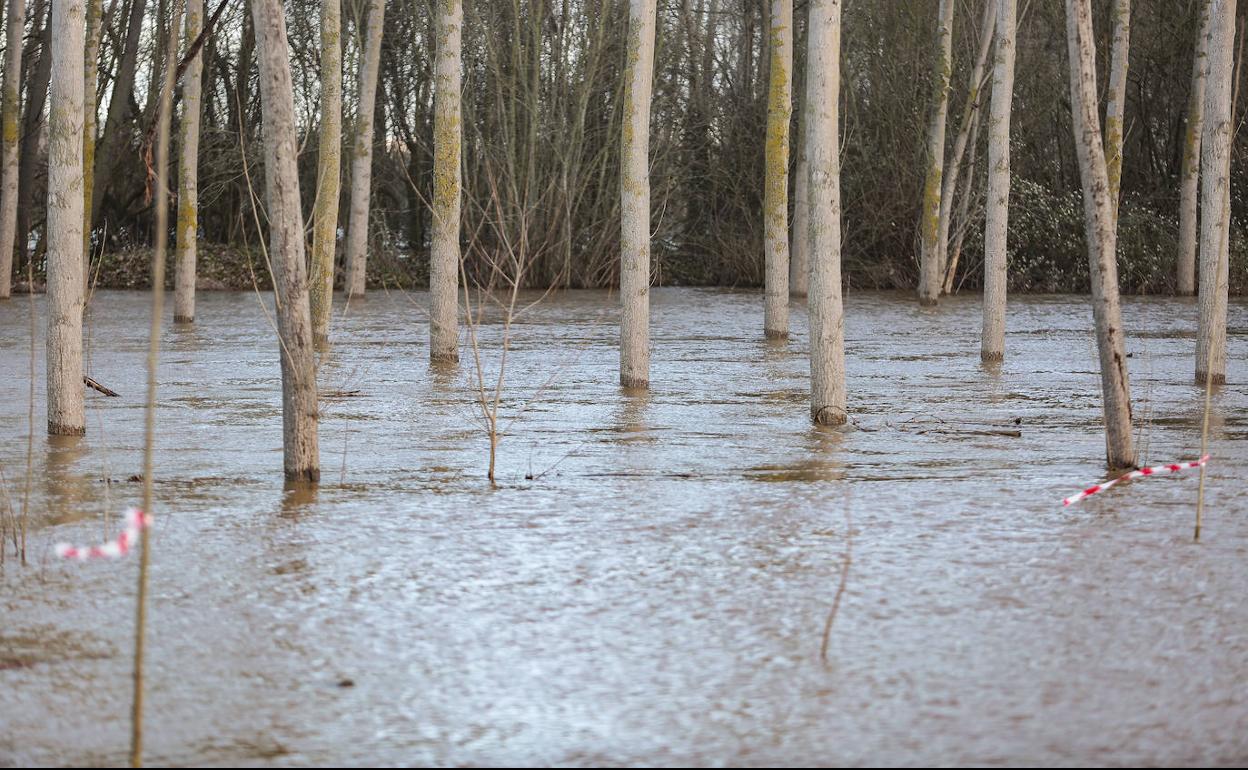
left=1196, top=0, right=1236, bottom=385
left=1178, top=0, right=1213, bottom=296
left=806, top=0, right=845, bottom=425
left=981, top=0, right=1017, bottom=363
left=937, top=0, right=995, bottom=288
left=310, top=0, right=342, bottom=348
left=620, top=0, right=657, bottom=389
left=1064, top=0, right=1136, bottom=470
left=0, top=0, right=26, bottom=298
left=918, top=0, right=955, bottom=307
left=47, top=0, right=86, bottom=436
left=430, top=0, right=462, bottom=362
left=91, top=0, right=145, bottom=226
left=1104, top=0, right=1131, bottom=224
left=252, top=0, right=319, bottom=481
left=763, top=0, right=792, bottom=337
left=82, top=0, right=103, bottom=280
left=174, top=0, right=204, bottom=323
left=790, top=87, right=809, bottom=298
left=342, top=0, right=385, bottom=299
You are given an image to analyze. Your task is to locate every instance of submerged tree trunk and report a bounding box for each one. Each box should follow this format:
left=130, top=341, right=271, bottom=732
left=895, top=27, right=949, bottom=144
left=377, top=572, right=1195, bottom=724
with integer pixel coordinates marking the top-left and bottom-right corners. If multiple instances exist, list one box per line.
left=806, top=0, right=845, bottom=425
left=253, top=0, right=320, bottom=481
left=763, top=0, right=793, bottom=337
left=1196, top=0, right=1235, bottom=385
left=310, top=0, right=342, bottom=348
left=1178, top=1, right=1213, bottom=296
left=47, top=0, right=87, bottom=435
left=937, top=0, right=995, bottom=289
left=430, top=0, right=462, bottom=363
left=174, top=0, right=205, bottom=323
left=0, top=0, right=25, bottom=299
left=1104, top=0, right=1131, bottom=224
left=918, top=0, right=955, bottom=307
left=342, top=0, right=385, bottom=299
left=1064, top=0, right=1136, bottom=470
left=981, top=0, right=1017, bottom=363
left=620, top=0, right=657, bottom=389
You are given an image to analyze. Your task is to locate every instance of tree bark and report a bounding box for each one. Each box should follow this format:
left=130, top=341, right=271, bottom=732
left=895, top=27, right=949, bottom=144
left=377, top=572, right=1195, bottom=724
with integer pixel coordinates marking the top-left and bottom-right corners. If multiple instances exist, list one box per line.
left=91, top=0, right=145, bottom=227
left=47, top=0, right=87, bottom=436
left=918, top=0, right=955, bottom=307
left=806, top=0, right=845, bottom=425
left=1178, top=0, right=1213, bottom=296
left=430, top=0, right=462, bottom=362
left=174, top=0, right=204, bottom=323
left=1196, top=0, right=1235, bottom=385
left=310, top=0, right=342, bottom=348
left=620, top=0, right=657, bottom=389
left=763, top=0, right=792, bottom=337
left=981, top=0, right=1017, bottom=363
left=252, top=0, right=320, bottom=481
left=342, top=0, right=385, bottom=299
left=16, top=3, right=51, bottom=273
left=1104, top=0, right=1131, bottom=225
left=0, top=0, right=26, bottom=298
left=790, top=86, right=809, bottom=298
left=1064, top=0, right=1136, bottom=470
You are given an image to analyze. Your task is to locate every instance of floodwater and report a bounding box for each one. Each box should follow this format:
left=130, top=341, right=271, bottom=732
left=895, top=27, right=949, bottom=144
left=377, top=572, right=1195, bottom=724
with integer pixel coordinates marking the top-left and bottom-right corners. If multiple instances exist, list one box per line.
left=1, top=288, right=1246, bottom=766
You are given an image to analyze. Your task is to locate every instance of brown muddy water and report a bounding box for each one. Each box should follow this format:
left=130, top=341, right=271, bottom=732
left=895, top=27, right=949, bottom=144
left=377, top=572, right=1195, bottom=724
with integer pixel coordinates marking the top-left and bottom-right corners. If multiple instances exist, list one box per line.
left=0, top=288, right=1246, bottom=766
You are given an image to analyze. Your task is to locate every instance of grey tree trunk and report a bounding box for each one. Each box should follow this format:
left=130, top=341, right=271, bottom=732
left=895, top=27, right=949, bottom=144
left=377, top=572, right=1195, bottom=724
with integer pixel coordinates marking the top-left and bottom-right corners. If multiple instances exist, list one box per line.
left=91, top=0, right=145, bottom=226
left=981, top=0, right=1017, bottom=363
left=620, top=0, right=657, bottom=389
left=1104, top=0, right=1131, bottom=225
left=0, top=0, right=25, bottom=299
left=918, top=0, right=955, bottom=307
left=430, top=0, right=462, bottom=363
left=1178, top=0, right=1213, bottom=296
left=1196, top=0, right=1236, bottom=385
left=174, top=0, right=205, bottom=323
left=252, top=0, right=320, bottom=481
left=763, top=0, right=793, bottom=337
left=310, top=0, right=342, bottom=348
left=47, top=0, right=87, bottom=435
left=1064, top=0, right=1137, bottom=470
left=805, top=0, right=846, bottom=425
left=342, top=0, right=385, bottom=299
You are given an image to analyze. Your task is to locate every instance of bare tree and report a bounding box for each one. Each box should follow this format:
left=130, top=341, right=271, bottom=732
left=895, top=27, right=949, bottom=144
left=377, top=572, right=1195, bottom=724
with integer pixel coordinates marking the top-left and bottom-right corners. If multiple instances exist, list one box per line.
left=620, top=0, right=657, bottom=389
left=253, top=0, right=320, bottom=481
left=343, top=0, right=386, bottom=299
left=174, top=0, right=206, bottom=323
left=1064, top=0, right=1136, bottom=470
left=431, top=0, right=463, bottom=363
left=806, top=0, right=846, bottom=425
left=763, top=0, right=793, bottom=337
left=937, top=0, right=995, bottom=292
left=981, top=0, right=1017, bottom=363
left=918, top=0, right=955, bottom=307
left=0, top=0, right=23, bottom=299
left=82, top=0, right=103, bottom=278
left=47, top=0, right=87, bottom=435
left=1104, top=0, right=1131, bottom=224
left=1196, top=0, right=1236, bottom=385
left=790, top=92, right=809, bottom=298
left=1178, top=0, right=1213, bottom=296
left=310, top=0, right=343, bottom=349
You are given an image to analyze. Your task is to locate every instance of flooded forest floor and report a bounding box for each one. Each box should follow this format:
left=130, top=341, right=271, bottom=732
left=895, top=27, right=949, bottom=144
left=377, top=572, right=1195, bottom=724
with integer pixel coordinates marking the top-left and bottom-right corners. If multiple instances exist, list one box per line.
left=1, top=289, right=1246, bottom=765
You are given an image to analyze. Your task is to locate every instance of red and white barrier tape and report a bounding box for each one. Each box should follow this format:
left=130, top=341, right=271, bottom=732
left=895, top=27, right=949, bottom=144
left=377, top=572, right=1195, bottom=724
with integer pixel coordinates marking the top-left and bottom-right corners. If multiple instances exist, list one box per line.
left=54, top=508, right=151, bottom=560
left=1062, top=455, right=1210, bottom=506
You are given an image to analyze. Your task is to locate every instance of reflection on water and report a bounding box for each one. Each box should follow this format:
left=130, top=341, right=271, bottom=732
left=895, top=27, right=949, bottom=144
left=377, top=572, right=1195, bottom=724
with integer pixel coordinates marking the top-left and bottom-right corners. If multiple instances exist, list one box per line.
left=1, top=288, right=1246, bottom=766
